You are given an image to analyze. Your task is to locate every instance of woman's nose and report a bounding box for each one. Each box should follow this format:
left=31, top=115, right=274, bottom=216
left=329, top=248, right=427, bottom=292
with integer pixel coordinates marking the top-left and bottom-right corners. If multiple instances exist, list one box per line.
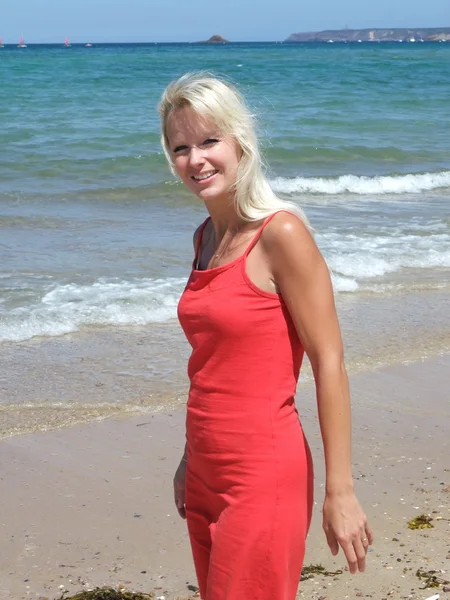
left=189, top=146, right=205, bottom=167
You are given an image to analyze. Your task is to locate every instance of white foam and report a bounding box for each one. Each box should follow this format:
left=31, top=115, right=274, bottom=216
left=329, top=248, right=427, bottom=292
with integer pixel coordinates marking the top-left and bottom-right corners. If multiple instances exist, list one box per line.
left=0, top=277, right=186, bottom=342
left=330, top=255, right=398, bottom=279
left=271, top=170, right=450, bottom=195
left=331, top=274, right=359, bottom=292
left=2, top=222, right=449, bottom=341
left=320, top=229, right=450, bottom=280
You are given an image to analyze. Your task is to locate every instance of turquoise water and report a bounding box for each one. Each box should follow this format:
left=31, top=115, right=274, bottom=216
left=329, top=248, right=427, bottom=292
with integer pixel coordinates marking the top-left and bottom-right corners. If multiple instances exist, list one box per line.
left=0, top=44, right=449, bottom=432
left=2, top=43, right=450, bottom=194
left=1, top=42, right=449, bottom=333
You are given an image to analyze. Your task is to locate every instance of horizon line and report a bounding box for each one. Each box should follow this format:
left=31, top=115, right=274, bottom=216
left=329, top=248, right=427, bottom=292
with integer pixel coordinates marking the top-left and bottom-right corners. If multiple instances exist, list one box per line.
left=1, top=26, right=450, bottom=45
left=1, top=39, right=449, bottom=46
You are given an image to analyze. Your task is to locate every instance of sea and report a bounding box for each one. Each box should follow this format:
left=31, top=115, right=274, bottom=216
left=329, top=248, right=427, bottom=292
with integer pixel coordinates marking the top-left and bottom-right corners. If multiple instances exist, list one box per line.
left=0, top=42, right=449, bottom=437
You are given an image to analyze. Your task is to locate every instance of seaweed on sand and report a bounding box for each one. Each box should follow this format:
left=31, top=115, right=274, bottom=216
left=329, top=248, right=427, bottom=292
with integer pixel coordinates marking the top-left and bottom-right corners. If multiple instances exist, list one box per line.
left=416, top=568, right=450, bottom=589
left=57, top=590, right=196, bottom=600
left=57, top=589, right=154, bottom=600
left=407, top=514, right=434, bottom=530
left=300, top=564, right=343, bottom=581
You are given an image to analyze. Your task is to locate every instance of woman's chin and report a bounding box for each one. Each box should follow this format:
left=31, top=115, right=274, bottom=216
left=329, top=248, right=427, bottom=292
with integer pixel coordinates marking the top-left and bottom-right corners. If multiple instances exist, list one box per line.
left=197, top=187, right=221, bottom=202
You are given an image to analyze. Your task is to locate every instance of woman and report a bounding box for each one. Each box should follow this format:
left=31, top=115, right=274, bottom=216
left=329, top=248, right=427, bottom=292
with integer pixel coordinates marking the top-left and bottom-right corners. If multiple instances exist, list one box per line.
left=158, top=73, right=373, bottom=600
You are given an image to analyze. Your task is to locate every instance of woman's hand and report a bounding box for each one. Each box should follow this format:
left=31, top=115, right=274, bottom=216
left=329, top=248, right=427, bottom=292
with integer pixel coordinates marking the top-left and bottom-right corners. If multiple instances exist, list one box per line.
left=173, top=457, right=187, bottom=519
left=322, top=491, right=374, bottom=573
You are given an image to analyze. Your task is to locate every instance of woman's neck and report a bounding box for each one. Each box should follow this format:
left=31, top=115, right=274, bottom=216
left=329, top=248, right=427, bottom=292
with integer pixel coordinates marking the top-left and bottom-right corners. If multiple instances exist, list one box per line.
left=205, top=199, right=245, bottom=243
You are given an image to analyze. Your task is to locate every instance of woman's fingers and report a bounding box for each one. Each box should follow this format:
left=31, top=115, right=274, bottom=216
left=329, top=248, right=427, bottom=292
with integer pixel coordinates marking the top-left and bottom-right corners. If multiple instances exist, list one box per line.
left=173, top=478, right=186, bottom=519
left=333, top=528, right=371, bottom=574
left=323, top=495, right=373, bottom=573
left=175, top=494, right=186, bottom=518
left=365, top=522, right=375, bottom=546
left=353, top=537, right=367, bottom=572
left=340, top=539, right=359, bottom=574
left=324, top=527, right=339, bottom=556
left=341, top=530, right=371, bottom=573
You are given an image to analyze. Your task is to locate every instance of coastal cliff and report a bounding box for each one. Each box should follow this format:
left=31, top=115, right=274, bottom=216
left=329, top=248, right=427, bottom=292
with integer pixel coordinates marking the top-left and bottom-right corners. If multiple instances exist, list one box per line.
left=285, top=27, right=450, bottom=42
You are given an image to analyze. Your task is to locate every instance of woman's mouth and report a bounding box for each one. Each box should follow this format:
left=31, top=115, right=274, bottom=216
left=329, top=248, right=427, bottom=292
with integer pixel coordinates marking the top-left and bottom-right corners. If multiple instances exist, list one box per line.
left=191, top=170, right=218, bottom=183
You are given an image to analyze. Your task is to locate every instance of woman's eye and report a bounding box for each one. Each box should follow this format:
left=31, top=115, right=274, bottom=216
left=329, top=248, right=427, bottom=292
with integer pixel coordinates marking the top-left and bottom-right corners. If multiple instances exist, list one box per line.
left=173, top=139, right=218, bottom=153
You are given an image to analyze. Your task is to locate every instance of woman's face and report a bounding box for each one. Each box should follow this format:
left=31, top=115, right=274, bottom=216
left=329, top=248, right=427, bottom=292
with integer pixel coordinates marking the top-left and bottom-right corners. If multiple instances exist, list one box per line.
left=166, top=106, right=241, bottom=205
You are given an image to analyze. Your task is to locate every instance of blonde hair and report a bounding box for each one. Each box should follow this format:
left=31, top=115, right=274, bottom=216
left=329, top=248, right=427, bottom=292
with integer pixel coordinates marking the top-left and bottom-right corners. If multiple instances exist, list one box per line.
left=158, top=72, right=309, bottom=226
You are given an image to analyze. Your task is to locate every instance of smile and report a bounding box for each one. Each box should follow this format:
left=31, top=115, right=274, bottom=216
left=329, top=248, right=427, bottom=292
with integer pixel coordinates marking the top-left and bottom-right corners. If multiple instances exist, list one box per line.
left=192, top=170, right=218, bottom=182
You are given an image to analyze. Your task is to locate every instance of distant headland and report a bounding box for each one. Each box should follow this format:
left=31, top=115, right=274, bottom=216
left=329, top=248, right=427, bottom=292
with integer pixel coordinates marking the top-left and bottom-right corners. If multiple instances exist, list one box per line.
left=285, top=27, right=450, bottom=43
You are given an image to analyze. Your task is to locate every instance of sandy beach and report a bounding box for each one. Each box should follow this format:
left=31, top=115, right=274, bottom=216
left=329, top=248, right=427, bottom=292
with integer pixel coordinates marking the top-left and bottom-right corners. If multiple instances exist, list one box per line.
left=2, top=38, right=449, bottom=600
left=0, top=354, right=449, bottom=600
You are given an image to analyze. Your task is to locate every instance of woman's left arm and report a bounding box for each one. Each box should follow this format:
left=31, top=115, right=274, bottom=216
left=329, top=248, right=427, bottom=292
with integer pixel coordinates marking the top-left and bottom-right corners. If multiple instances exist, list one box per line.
left=262, top=212, right=374, bottom=573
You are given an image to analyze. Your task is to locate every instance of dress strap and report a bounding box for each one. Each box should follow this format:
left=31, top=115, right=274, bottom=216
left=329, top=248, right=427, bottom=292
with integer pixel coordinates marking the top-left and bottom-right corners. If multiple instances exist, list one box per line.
left=244, top=210, right=287, bottom=257
left=193, top=217, right=211, bottom=269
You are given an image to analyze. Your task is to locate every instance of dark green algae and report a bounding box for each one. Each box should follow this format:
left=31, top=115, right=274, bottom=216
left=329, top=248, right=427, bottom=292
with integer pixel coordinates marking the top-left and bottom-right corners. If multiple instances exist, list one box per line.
left=58, top=591, right=154, bottom=600
left=55, top=564, right=342, bottom=599
left=56, top=589, right=197, bottom=600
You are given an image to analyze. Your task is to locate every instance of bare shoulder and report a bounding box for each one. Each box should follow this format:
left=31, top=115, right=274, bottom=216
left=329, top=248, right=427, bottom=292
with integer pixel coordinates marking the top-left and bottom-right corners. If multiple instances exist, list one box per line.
left=260, top=211, right=319, bottom=263
left=260, top=212, right=330, bottom=291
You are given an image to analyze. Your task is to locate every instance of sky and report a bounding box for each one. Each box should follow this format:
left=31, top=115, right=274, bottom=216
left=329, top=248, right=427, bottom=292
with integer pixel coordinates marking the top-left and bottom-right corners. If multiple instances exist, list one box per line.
left=1, top=0, right=449, bottom=44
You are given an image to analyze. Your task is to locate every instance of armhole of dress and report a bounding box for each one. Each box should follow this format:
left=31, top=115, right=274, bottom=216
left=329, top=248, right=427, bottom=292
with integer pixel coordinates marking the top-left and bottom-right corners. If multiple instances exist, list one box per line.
left=240, top=210, right=293, bottom=299
left=243, top=210, right=289, bottom=258
left=193, top=217, right=211, bottom=270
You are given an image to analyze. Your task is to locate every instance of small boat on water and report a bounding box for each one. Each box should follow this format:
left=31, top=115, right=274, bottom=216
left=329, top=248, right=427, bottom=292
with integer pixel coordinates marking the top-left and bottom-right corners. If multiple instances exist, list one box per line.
left=0, top=38, right=4, bottom=48
left=85, top=43, right=93, bottom=47
left=18, top=36, right=27, bottom=48
left=64, top=36, right=71, bottom=47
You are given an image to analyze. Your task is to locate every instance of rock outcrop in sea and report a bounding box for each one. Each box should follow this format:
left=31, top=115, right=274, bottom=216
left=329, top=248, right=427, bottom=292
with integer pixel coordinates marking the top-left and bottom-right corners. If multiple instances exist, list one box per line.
left=199, top=34, right=229, bottom=44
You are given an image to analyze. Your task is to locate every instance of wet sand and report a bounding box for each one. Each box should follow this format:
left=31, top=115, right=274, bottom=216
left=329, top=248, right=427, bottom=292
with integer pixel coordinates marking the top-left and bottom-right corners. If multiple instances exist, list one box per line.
left=1, top=287, right=449, bottom=440
left=0, top=355, right=449, bottom=600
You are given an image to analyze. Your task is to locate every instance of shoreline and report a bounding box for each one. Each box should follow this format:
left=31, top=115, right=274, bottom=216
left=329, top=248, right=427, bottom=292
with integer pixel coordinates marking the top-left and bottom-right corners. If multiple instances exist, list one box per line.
left=1, top=285, right=449, bottom=440
left=0, top=354, right=449, bottom=599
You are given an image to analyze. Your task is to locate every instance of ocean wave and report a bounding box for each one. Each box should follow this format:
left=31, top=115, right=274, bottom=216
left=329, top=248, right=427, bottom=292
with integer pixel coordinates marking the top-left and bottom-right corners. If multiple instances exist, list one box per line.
left=1, top=223, right=449, bottom=343
left=331, top=274, right=359, bottom=292
left=0, top=277, right=186, bottom=343
left=320, top=229, right=450, bottom=279
left=270, top=170, right=450, bottom=195
left=331, top=252, right=450, bottom=279
left=0, top=272, right=368, bottom=342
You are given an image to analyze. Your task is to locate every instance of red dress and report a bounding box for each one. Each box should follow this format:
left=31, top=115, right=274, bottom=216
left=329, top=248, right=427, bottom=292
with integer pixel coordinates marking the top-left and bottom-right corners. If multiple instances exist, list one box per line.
left=178, top=212, right=314, bottom=600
